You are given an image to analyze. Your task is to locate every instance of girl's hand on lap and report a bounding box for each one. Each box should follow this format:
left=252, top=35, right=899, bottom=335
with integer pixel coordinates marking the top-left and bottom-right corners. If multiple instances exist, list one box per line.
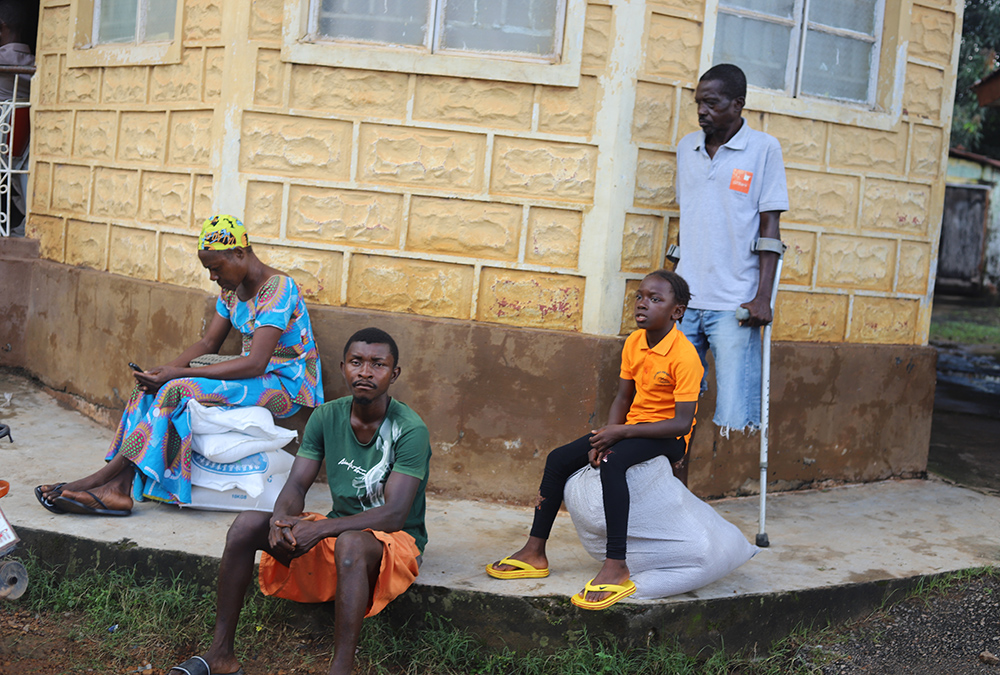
left=589, top=425, right=627, bottom=454
left=587, top=447, right=603, bottom=468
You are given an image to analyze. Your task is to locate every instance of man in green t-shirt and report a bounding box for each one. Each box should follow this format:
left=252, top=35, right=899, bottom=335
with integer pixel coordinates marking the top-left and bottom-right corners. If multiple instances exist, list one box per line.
left=170, top=327, right=431, bottom=675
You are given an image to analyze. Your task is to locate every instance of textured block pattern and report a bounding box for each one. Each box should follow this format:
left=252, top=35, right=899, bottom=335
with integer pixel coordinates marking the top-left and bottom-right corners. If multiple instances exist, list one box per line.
left=478, top=268, right=585, bottom=330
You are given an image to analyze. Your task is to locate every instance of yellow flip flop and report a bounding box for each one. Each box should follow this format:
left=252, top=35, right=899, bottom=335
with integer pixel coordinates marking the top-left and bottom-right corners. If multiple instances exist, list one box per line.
left=570, top=578, right=636, bottom=610
left=485, top=556, right=550, bottom=579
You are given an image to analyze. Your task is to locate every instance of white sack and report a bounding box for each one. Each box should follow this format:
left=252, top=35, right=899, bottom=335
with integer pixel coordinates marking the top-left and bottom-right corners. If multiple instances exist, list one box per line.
left=190, top=448, right=295, bottom=498
left=563, top=455, right=758, bottom=600
left=184, top=473, right=289, bottom=513
left=187, top=400, right=297, bottom=464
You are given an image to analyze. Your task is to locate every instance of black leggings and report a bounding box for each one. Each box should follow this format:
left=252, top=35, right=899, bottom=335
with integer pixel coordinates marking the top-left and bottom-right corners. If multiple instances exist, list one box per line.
left=528, top=433, right=686, bottom=560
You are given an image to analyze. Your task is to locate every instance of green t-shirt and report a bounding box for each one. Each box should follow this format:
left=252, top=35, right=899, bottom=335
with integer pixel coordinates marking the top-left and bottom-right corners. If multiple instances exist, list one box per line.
left=297, top=396, right=431, bottom=553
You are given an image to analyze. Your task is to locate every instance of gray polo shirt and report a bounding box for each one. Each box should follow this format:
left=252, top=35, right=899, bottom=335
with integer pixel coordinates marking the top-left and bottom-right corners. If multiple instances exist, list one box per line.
left=675, top=120, right=788, bottom=311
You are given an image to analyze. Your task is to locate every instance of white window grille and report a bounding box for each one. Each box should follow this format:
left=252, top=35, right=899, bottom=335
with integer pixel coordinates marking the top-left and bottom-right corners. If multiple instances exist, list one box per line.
left=93, top=0, right=177, bottom=45
left=309, top=0, right=567, bottom=63
left=713, top=0, right=884, bottom=105
left=0, top=68, right=33, bottom=238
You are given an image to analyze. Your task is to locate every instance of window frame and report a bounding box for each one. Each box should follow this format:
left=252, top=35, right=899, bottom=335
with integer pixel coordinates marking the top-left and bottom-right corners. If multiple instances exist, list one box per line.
left=91, top=0, right=178, bottom=47
left=283, top=0, right=586, bottom=87
left=700, top=0, right=911, bottom=130
left=68, top=0, right=183, bottom=68
left=715, top=0, right=886, bottom=106
left=305, top=0, right=568, bottom=65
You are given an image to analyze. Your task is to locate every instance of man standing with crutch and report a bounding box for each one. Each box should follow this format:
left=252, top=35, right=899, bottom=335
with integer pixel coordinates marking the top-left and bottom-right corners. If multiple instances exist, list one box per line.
left=673, top=64, right=788, bottom=545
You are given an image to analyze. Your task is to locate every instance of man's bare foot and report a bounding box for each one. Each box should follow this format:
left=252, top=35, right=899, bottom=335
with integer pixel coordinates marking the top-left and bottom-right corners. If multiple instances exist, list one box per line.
left=580, top=559, right=630, bottom=603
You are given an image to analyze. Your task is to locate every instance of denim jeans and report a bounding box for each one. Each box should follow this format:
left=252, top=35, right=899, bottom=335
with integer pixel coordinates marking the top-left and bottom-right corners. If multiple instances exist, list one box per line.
left=679, top=309, right=761, bottom=434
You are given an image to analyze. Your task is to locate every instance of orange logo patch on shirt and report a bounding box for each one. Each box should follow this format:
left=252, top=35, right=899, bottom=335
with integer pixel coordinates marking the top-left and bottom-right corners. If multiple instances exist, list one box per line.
left=730, top=169, right=753, bottom=193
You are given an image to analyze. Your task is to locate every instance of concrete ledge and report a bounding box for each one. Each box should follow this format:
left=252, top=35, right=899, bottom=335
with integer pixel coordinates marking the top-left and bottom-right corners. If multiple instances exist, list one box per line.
left=7, top=527, right=946, bottom=656
left=384, top=575, right=928, bottom=654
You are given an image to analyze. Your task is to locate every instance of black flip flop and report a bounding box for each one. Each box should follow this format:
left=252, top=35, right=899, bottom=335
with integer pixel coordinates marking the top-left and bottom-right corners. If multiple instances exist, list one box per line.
left=52, top=490, right=130, bottom=517
left=34, top=483, right=67, bottom=514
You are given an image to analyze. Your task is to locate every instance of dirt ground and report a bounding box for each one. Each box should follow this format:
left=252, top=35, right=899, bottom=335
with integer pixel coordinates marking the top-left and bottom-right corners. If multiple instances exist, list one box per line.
left=0, top=606, right=333, bottom=675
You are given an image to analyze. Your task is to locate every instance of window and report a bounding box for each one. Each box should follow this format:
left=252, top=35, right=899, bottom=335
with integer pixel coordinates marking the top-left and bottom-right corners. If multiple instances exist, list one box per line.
left=283, top=0, right=586, bottom=87
left=70, top=0, right=182, bottom=67
left=713, top=0, right=884, bottom=105
left=93, top=0, right=177, bottom=45
left=308, top=0, right=566, bottom=63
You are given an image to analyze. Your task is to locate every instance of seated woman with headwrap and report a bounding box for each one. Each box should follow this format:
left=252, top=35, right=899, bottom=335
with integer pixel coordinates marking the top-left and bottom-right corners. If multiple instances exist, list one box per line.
left=35, top=215, right=324, bottom=515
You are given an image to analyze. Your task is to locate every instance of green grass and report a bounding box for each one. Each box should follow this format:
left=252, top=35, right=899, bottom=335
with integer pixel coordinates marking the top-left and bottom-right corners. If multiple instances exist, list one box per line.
left=904, top=566, right=998, bottom=608
left=930, top=320, right=1000, bottom=345
left=10, top=555, right=992, bottom=674
left=930, top=305, right=1000, bottom=345
left=357, top=615, right=732, bottom=675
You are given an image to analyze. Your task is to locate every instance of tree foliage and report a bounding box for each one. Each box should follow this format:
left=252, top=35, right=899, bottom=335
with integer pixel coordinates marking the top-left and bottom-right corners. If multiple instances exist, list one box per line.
left=951, top=0, right=1000, bottom=156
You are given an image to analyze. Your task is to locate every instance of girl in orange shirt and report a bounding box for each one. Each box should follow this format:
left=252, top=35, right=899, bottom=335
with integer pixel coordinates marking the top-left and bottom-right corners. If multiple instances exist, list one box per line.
left=486, top=270, right=704, bottom=610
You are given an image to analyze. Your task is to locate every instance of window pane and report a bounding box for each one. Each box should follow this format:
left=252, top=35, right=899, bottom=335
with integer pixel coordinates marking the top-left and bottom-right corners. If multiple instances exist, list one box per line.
left=318, top=0, right=430, bottom=46
left=808, top=0, right=877, bottom=36
left=440, top=0, right=559, bottom=57
left=800, top=30, right=873, bottom=101
left=97, top=0, right=138, bottom=44
left=713, top=13, right=792, bottom=92
left=145, top=0, right=177, bottom=41
left=719, top=0, right=795, bottom=20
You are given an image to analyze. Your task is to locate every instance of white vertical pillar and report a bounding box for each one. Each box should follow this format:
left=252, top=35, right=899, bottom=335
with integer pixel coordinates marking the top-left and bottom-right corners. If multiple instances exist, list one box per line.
left=578, top=0, right=647, bottom=336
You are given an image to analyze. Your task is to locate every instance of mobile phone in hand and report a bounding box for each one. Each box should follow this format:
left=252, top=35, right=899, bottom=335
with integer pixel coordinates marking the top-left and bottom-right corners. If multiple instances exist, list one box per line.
left=128, top=362, right=143, bottom=372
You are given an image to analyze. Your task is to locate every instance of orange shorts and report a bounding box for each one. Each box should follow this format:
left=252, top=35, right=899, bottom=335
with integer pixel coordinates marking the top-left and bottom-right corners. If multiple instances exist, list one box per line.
left=258, top=513, right=421, bottom=618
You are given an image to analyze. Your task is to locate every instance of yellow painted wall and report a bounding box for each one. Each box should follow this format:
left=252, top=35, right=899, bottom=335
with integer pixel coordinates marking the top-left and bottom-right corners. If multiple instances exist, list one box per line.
left=27, top=0, right=961, bottom=345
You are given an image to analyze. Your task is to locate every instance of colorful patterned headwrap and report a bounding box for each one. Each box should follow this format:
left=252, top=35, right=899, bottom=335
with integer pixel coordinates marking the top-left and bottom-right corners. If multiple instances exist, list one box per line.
left=198, top=215, right=249, bottom=251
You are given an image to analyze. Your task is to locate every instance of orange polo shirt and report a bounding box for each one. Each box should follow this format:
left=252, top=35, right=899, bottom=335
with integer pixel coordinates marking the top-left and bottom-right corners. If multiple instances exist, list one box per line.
left=620, top=326, right=704, bottom=438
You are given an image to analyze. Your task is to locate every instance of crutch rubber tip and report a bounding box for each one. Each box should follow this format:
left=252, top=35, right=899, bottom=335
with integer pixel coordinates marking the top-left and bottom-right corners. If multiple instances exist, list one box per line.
left=755, top=533, right=770, bottom=548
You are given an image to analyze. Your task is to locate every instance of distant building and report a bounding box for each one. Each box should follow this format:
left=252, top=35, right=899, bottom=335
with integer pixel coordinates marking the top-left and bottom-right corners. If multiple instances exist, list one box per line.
left=943, top=148, right=1000, bottom=292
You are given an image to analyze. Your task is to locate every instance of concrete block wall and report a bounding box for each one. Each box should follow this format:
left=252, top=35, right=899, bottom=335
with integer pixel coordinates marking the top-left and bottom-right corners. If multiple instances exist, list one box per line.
left=26, top=0, right=961, bottom=346
left=31, top=0, right=221, bottom=296
left=28, top=0, right=615, bottom=334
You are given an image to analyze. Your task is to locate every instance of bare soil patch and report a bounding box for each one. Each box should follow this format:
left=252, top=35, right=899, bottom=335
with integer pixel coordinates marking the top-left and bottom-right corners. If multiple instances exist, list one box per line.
left=0, top=606, right=332, bottom=675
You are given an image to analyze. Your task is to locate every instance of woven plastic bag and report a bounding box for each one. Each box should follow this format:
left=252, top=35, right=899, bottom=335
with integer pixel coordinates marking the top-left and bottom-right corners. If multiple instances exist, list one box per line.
left=186, top=400, right=297, bottom=464
left=563, top=455, right=758, bottom=599
left=190, top=448, right=295, bottom=498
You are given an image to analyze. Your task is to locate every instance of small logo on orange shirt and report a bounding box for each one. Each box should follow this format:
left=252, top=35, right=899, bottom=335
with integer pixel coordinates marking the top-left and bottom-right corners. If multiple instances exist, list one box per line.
left=654, top=370, right=672, bottom=386
left=730, top=169, right=753, bottom=193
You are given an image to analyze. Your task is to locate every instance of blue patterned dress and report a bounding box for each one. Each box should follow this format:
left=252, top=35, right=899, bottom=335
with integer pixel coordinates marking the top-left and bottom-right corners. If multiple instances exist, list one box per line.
left=106, top=276, right=324, bottom=504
